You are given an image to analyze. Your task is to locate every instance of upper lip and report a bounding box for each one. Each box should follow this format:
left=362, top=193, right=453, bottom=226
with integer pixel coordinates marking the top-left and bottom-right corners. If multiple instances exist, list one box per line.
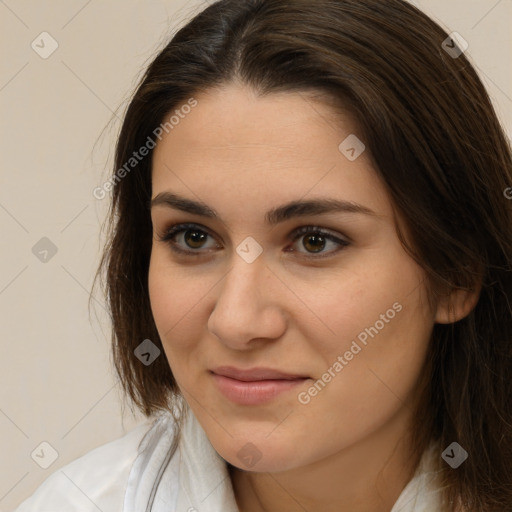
left=211, top=366, right=309, bottom=381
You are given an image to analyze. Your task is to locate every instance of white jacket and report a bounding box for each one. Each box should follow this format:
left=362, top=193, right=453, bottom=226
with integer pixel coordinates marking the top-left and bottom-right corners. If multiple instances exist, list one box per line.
left=13, top=404, right=444, bottom=511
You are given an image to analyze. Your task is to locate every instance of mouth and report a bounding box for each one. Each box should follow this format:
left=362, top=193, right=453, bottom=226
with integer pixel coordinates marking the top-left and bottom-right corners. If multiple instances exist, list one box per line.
left=209, top=367, right=310, bottom=405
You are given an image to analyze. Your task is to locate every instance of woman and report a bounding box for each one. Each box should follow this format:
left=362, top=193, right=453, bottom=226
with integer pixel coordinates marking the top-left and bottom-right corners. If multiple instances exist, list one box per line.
left=14, top=0, right=512, bottom=510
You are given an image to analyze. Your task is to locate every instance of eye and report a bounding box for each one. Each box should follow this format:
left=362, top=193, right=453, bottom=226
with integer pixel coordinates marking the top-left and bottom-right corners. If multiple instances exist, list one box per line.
left=156, top=223, right=350, bottom=258
left=287, top=225, right=350, bottom=258
left=156, top=223, right=219, bottom=255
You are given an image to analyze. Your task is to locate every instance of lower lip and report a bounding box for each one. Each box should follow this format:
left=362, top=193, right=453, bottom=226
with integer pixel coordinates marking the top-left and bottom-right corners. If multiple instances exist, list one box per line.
left=211, top=373, right=309, bottom=405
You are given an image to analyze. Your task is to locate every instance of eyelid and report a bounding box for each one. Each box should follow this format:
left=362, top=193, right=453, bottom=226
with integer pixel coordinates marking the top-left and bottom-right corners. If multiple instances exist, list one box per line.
left=156, top=222, right=350, bottom=258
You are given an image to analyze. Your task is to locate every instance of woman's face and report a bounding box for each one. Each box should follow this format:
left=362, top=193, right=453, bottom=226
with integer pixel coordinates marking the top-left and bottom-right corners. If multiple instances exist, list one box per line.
left=148, top=84, right=437, bottom=472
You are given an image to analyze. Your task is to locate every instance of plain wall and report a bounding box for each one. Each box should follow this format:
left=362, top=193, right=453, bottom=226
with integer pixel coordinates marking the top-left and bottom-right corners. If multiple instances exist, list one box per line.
left=1, top=0, right=511, bottom=509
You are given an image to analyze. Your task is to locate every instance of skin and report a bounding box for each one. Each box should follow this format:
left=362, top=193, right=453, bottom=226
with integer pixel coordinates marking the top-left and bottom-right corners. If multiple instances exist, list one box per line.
left=148, top=83, right=479, bottom=512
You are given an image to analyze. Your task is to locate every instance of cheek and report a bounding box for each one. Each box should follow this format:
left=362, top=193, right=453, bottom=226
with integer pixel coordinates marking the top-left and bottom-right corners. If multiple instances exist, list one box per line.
left=148, top=250, right=204, bottom=355
left=299, top=253, right=433, bottom=413
left=296, top=251, right=429, bottom=356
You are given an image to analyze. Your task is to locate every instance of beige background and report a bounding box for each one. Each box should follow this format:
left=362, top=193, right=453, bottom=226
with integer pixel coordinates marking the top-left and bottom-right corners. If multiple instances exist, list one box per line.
left=0, top=0, right=511, bottom=509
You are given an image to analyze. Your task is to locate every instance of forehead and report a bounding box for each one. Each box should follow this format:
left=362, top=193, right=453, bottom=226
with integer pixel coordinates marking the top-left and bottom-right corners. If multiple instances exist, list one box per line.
left=151, top=84, right=393, bottom=220
left=154, top=85, right=350, bottom=158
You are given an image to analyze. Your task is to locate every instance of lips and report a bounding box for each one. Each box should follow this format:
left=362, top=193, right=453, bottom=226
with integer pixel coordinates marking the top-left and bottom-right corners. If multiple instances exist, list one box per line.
left=209, top=366, right=310, bottom=405
left=210, top=366, right=309, bottom=381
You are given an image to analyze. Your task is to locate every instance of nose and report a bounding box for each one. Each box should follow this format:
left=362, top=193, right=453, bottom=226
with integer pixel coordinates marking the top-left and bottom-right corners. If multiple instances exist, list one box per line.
left=207, top=255, right=287, bottom=350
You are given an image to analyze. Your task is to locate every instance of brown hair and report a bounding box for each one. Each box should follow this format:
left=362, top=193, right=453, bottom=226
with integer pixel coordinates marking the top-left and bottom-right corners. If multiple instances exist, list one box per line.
left=93, top=0, right=512, bottom=509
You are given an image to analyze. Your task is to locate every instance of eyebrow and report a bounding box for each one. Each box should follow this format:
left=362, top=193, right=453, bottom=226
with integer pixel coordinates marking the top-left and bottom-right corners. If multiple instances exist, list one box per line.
left=149, top=192, right=380, bottom=225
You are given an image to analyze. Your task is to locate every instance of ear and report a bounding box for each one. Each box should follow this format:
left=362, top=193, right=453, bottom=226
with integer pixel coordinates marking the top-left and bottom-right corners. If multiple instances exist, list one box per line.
left=434, top=279, right=482, bottom=324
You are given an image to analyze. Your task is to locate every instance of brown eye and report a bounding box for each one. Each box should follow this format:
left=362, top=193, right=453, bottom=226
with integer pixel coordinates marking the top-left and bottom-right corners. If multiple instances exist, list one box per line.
left=302, top=233, right=327, bottom=253
left=157, top=223, right=219, bottom=255
left=158, top=223, right=349, bottom=259
left=183, top=229, right=208, bottom=249
left=288, top=226, right=350, bottom=258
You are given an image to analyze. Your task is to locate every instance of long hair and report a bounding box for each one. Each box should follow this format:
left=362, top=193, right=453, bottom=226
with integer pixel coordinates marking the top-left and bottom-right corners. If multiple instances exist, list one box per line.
left=93, top=1, right=512, bottom=509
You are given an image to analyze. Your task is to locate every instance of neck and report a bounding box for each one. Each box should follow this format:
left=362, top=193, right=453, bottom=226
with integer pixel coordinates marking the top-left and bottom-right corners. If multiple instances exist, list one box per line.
left=229, top=405, right=423, bottom=512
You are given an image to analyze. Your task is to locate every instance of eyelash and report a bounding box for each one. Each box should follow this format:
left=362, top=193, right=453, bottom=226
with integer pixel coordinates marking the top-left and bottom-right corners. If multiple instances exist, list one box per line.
left=156, top=223, right=350, bottom=259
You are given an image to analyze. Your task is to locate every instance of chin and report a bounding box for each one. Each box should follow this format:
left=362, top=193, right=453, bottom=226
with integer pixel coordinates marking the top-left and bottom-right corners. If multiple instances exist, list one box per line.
left=216, top=438, right=304, bottom=473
